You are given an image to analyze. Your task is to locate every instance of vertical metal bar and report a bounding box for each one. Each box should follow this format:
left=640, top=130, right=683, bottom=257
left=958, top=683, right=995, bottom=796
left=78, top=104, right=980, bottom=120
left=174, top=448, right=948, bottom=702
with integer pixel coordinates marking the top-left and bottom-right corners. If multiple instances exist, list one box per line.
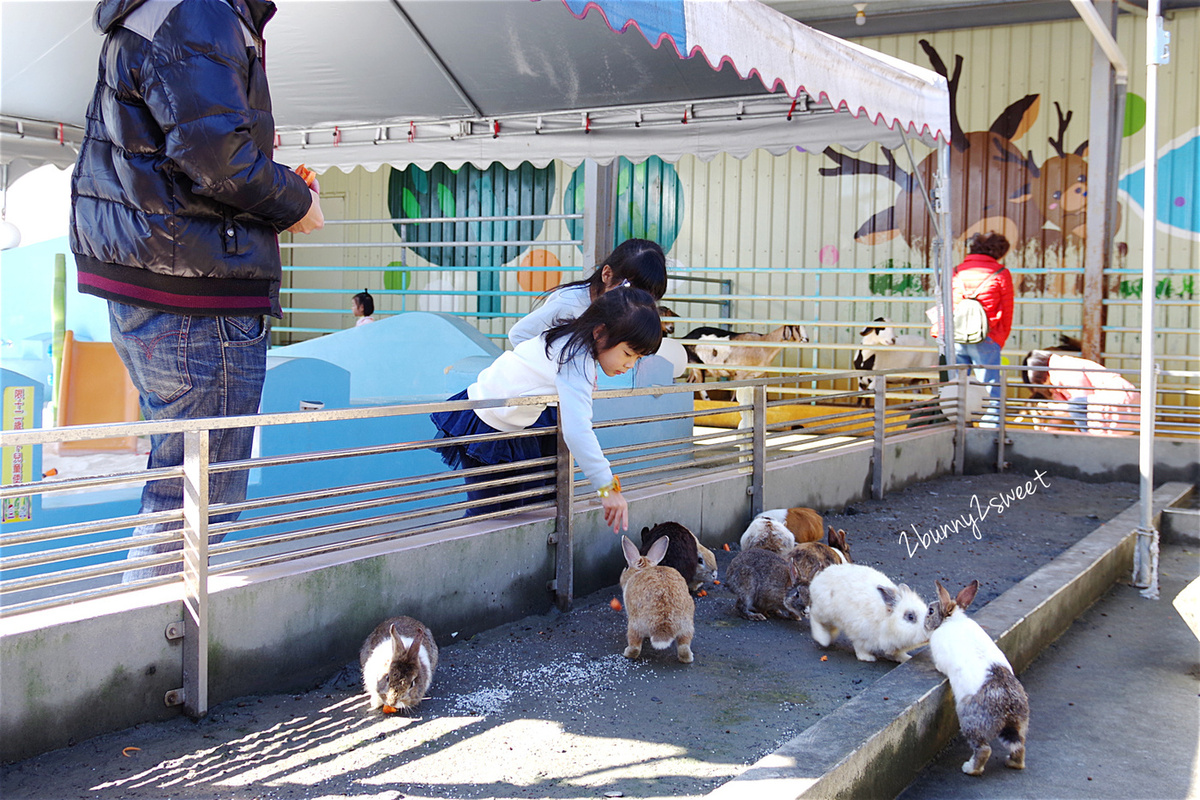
left=954, top=367, right=967, bottom=476
left=750, top=384, right=766, bottom=517
left=872, top=375, right=886, bottom=500
left=996, top=369, right=1009, bottom=473
left=181, top=429, right=210, bottom=718
left=1135, top=0, right=1163, bottom=597
left=552, top=421, right=575, bottom=612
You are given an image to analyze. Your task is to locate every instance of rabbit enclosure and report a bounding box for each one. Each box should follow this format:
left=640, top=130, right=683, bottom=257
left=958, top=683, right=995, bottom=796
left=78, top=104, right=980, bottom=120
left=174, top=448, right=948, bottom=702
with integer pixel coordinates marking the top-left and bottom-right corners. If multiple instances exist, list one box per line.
left=0, top=471, right=1155, bottom=800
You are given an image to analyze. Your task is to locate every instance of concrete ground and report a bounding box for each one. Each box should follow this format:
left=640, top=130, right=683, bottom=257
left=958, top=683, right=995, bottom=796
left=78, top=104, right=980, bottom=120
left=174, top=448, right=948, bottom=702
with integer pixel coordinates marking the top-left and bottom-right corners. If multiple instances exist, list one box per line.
left=0, top=472, right=1170, bottom=800
left=900, top=539, right=1200, bottom=800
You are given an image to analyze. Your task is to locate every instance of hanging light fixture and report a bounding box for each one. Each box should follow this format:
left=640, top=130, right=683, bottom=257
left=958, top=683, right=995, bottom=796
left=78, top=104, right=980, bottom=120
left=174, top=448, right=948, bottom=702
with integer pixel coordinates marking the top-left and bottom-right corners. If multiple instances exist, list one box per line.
left=853, top=3, right=868, bottom=26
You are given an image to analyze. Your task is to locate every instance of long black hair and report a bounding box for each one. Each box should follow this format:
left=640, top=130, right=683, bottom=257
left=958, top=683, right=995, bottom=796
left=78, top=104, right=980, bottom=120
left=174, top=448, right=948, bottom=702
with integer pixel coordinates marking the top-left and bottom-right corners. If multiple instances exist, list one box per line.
left=547, top=239, right=667, bottom=302
left=544, top=286, right=662, bottom=367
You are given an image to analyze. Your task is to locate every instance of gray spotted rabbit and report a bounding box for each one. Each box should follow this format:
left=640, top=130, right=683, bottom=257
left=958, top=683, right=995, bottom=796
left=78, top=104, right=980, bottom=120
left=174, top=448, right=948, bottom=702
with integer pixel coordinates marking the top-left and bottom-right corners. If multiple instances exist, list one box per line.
left=926, top=580, right=1029, bottom=776
left=359, top=615, right=438, bottom=713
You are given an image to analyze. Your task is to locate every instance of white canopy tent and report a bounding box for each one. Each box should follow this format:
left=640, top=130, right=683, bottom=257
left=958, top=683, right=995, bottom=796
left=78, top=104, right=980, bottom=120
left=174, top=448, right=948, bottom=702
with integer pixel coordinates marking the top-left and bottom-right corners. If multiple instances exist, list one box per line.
left=2, top=0, right=949, bottom=174
left=1, top=0, right=958, bottom=351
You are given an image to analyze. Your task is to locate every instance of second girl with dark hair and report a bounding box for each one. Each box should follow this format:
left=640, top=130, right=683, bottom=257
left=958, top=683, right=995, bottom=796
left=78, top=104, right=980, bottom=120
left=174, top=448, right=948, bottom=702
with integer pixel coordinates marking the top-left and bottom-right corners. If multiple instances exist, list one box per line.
left=508, top=238, right=667, bottom=346
left=433, top=286, right=663, bottom=532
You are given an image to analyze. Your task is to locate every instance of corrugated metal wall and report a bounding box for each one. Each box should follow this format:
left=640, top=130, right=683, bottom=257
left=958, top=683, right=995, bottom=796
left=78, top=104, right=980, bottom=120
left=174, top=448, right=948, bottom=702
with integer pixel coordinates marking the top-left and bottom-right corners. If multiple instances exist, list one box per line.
left=283, top=10, right=1197, bottom=401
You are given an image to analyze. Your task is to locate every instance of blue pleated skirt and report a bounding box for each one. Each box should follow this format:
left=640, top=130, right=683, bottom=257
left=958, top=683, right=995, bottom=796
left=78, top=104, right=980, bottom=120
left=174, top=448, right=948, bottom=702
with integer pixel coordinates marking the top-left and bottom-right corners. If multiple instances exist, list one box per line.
left=430, top=389, right=558, bottom=469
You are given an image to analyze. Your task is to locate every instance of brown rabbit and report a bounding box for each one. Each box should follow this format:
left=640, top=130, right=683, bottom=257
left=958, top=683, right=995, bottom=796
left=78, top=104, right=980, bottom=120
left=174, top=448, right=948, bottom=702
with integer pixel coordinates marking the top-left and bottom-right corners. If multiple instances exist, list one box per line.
left=789, top=526, right=852, bottom=587
left=620, top=535, right=695, bottom=663
left=724, top=547, right=804, bottom=621
left=359, top=616, right=438, bottom=712
left=784, top=507, right=824, bottom=544
left=694, top=537, right=718, bottom=589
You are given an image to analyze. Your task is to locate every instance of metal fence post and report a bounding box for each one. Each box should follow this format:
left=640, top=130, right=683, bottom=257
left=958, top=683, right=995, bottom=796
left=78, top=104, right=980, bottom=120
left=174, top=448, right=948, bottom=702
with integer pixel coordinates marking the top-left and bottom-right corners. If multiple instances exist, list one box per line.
left=181, top=429, right=210, bottom=718
left=996, top=369, right=1009, bottom=473
left=872, top=375, right=886, bottom=500
left=551, top=420, right=575, bottom=612
left=750, top=384, right=766, bottom=517
left=954, top=366, right=967, bottom=475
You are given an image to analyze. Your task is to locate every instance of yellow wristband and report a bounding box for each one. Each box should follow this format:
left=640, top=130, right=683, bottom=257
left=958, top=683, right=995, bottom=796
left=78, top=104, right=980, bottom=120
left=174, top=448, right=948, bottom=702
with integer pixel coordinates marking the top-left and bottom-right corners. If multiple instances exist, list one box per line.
left=597, top=475, right=622, bottom=498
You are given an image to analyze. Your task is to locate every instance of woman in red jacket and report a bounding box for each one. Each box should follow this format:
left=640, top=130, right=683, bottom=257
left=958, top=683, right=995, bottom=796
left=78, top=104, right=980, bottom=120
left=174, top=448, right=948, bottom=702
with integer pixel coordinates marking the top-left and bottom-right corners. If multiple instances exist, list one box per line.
left=951, top=233, right=1014, bottom=426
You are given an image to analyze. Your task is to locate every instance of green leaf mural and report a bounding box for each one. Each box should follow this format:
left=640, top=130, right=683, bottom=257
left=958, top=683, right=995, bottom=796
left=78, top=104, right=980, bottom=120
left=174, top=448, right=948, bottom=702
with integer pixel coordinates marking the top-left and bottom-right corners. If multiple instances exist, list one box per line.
left=383, top=261, right=411, bottom=294
left=564, top=156, right=682, bottom=252
left=387, top=163, right=556, bottom=315
left=868, top=259, right=930, bottom=296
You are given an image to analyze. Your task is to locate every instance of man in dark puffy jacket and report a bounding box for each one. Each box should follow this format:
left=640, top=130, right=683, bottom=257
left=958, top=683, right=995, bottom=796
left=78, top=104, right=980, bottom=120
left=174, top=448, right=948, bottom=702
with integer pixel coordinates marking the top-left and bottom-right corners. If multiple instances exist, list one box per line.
left=69, top=0, right=324, bottom=579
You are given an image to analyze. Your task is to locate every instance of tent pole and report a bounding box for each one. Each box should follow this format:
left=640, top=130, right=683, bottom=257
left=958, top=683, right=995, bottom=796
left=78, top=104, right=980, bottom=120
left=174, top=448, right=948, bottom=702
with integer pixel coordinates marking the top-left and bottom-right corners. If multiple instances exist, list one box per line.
left=581, top=159, right=617, bottom=273
left=1134, top=0, right=1163, bottom=598
left=1079, top=0, right=1126, bottom=363
left=934, top=139, right=954, bottom=364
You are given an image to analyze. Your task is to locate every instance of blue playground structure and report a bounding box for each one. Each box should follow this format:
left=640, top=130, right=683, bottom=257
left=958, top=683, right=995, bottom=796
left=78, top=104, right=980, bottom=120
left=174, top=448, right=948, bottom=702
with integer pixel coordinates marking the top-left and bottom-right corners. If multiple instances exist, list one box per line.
left=1, top=243, right=692, bottom=583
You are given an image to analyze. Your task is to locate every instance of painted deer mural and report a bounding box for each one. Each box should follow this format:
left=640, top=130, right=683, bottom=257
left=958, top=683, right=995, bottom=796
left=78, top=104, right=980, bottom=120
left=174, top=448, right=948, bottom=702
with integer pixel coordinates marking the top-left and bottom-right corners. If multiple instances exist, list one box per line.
left=820, top=40, right=1045, bottom=259
left=1010, top=101, right=1122, bottom=248
left=819, top=40, right=1118, bottom=271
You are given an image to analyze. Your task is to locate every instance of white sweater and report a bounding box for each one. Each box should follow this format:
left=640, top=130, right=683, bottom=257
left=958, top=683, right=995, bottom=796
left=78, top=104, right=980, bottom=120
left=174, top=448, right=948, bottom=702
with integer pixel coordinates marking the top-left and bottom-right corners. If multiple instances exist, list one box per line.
left=507, top=285, right=592, bottom=347
left=468, top=334, right=612, bottom=491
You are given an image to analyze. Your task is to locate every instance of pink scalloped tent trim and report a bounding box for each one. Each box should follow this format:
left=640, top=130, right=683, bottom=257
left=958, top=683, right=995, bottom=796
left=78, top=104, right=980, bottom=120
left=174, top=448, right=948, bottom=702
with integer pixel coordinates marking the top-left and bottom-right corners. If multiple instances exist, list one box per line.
left=552, top=0, right=946, bottom=144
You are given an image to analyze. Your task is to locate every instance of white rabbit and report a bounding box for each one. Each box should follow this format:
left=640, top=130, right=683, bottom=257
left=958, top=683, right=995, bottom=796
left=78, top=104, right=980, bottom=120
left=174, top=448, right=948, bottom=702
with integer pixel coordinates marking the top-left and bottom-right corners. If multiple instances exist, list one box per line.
left=926, top=580, right=1029, bottom=776
left=807, top=563, right=928, bottom=662
left=738, top=514, right=795, bottom=553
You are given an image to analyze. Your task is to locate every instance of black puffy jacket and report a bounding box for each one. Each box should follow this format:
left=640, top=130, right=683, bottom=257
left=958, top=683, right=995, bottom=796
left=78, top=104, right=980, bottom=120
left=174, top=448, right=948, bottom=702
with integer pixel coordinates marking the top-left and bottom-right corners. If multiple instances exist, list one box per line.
left=69, top=0, right=312, bottom=317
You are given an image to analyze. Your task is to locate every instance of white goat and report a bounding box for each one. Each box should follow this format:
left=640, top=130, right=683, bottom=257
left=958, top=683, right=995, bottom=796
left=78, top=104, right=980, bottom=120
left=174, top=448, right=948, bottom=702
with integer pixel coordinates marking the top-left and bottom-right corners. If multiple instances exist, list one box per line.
left=853, top=318, right=934, bottom=399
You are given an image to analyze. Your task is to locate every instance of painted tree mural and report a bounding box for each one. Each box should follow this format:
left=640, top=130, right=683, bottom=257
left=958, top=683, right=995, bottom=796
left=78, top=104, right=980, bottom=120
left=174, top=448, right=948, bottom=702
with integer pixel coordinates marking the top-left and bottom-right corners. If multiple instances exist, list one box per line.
left=564, top=156, right=684, bottom=254
left=387, top=162, right=556, bottom=315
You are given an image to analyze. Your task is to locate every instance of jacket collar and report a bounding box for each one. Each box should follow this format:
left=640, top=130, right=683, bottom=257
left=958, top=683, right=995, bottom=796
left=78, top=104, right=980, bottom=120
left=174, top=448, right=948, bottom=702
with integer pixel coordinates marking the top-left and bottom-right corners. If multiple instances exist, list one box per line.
left=955, top=253, right=1005, bottom=274
left=95, top=0, right=276, bottom=35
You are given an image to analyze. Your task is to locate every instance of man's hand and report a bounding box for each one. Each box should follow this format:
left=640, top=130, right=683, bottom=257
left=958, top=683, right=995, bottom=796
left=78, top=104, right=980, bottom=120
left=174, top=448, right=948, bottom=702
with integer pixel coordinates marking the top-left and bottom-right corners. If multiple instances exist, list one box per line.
left=287, top=188, right=324, bottom=234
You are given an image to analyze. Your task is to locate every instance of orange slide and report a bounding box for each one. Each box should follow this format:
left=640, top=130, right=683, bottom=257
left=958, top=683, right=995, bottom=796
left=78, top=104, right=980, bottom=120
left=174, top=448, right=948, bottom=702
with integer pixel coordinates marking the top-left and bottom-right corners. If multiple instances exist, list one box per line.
left=55, top=331, right=140, bottom=453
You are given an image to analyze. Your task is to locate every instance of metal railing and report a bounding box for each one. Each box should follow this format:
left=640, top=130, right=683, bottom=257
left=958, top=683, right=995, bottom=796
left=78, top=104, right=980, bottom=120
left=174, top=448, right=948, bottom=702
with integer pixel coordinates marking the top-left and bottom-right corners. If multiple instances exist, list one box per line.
left=1, top=362, right=1193, bottom=716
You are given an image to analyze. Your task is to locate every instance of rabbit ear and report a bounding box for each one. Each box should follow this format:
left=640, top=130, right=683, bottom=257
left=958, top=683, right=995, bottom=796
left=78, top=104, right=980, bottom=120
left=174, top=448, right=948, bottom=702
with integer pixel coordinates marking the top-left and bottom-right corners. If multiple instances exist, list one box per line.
left=621, top=535, right=641, bottom=566
left=935, top=580, right=954, bottom=614
left=878, top=585, right=898, bottom=610
left=956, top=580, right=980, bottom=610
left=404, top=629, right=423, bottom=661
left=829, top=527, right=847, bottom=551
left=645, top=535, right=670, bottom=565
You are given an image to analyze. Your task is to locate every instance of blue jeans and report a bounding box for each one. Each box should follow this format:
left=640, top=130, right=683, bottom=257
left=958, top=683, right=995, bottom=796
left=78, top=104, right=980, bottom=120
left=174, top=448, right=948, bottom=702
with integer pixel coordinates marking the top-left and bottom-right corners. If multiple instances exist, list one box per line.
left=1067, top=397, right=1089, bottom=431
left=109, top=302, right=269, bottom=580
left=955, top=337, right=1003, bottom=427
